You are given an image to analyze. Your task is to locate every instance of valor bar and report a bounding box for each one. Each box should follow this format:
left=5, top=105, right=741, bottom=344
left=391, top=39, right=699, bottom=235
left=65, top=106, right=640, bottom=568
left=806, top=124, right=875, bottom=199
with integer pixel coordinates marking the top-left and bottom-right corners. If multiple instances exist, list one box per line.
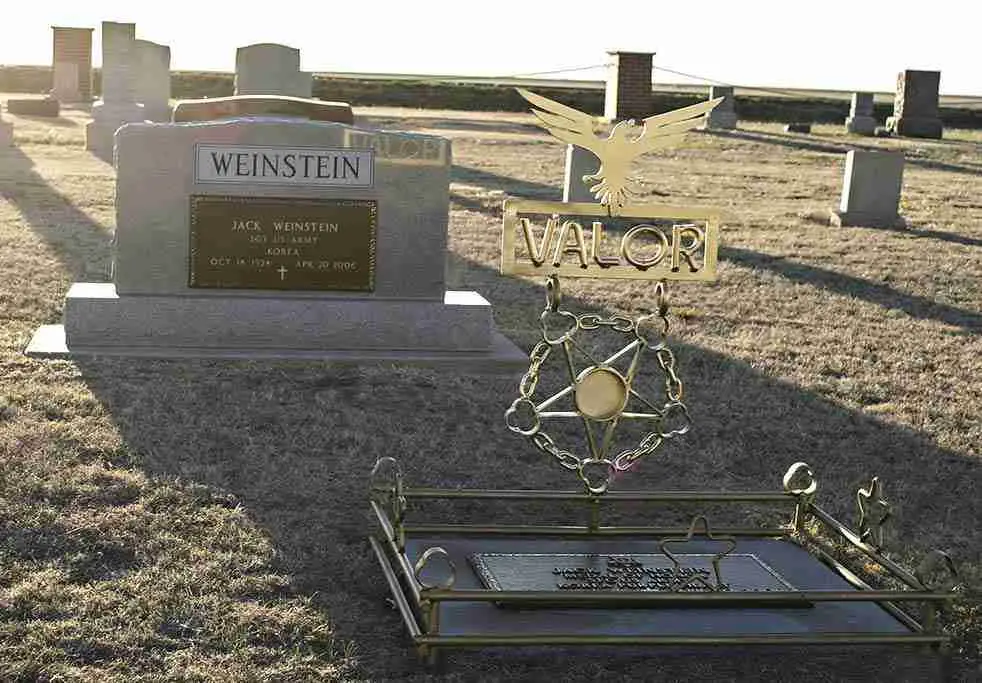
left=501, top=199, right=721, bottom=281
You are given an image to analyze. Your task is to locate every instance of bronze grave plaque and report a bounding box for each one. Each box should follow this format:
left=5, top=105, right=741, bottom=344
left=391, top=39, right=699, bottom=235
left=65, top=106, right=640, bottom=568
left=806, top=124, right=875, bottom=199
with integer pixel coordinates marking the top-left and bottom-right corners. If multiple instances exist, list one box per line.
left=470, top=553, right=801, bottom=598
left=189, top=195, right=377, bottom=291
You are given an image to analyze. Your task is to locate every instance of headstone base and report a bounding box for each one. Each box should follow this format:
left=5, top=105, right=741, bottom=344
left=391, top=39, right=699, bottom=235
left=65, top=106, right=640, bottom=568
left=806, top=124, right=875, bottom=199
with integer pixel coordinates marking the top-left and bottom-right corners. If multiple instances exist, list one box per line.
left=0, top=121, right=12, bottom=146
left=703, top=111, right=737, bottom=130
left=885, top=115, right=942, bottom=139
left=845, top=116, right=876, bottom=136
left=85, top=100, right=147, bottom=162
left=25, top=283, right=527, bottom=372
left=829, top=209, right=906, bottom=229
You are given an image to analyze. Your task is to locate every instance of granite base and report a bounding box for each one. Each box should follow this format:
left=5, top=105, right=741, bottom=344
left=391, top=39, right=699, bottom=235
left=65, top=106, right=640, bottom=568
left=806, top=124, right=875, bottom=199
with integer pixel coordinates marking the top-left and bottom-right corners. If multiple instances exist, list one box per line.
left=830, top=209, right=906, bottom=229
left=845, top=116, right=876, bottom=136
left=26, top=283, right=527, bottom=372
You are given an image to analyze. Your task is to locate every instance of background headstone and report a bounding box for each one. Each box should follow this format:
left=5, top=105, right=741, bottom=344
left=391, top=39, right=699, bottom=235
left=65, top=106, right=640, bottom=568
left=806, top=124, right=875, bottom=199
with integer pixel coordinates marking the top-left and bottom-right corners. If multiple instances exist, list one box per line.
left=6, top=98, right=60, bottom=117
left=563, top=144, right=599, bottom=203
left=704, top=85, right=737, bottom=130
left=604, top=51, right=653, bottom=121
left=172, top=95, right=352, bottom=124
left=845, top=92, right=876, bottom=136
left=830, top=150, right=906, bottom=228
left=886, top=70, right=943, bottom=139
left=28, top=117, right=524, bottom=370
left=235, top=43, right=313, bottom=98
left=784, top=122, right=811, bottom=134
left=51, top=26, right=94, bottom=102
left=85, top=21, right=146, bottom=163
left=134, top=40, right=171, bottom=123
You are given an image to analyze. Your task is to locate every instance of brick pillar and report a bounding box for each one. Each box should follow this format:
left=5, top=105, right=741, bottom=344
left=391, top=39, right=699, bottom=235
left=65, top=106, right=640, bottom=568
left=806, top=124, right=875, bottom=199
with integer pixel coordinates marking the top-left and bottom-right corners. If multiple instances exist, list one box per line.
left=604, top=51, right=653, bottom=121
left=51, top=26, right=94, bottom=102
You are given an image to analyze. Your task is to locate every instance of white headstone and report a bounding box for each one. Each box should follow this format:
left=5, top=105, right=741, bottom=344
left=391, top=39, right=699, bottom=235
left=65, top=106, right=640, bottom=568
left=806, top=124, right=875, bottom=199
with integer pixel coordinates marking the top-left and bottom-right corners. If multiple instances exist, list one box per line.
left=85, top=21, right=146, bottom=162
left=830, top=150, right=906, bottom=228
left=845, top=92, right=876, bottom=136
left=134, top=40, right=171, bottom=123
left=235, top=43, right=313, bottom=98
left=562, top=144, right=598, bottom=203
left=28, top=117, right=524, bottom=371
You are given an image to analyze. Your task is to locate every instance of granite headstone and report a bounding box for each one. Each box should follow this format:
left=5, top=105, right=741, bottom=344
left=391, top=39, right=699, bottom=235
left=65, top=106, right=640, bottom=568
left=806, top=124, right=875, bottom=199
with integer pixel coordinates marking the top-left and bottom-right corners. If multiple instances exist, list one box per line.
left=28, top=116, right=523, bottom=370
left=85, top=21, right=146, bottom=162
left=235, top=43, right=313, bottom=98
left=830, top=150, right=906, bottom=228
left=886, top=70, right=943, bottom=139
left=134, top=39, right=171, bottom=123
left=845, top=92, right=876, bottom=136
left=703, top=86, right=737, bottom=130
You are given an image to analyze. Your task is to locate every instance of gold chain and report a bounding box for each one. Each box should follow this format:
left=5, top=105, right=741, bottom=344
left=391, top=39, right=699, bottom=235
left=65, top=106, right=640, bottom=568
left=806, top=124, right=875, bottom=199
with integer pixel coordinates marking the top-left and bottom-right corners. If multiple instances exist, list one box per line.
left=505, top=277, right=691, bottom=493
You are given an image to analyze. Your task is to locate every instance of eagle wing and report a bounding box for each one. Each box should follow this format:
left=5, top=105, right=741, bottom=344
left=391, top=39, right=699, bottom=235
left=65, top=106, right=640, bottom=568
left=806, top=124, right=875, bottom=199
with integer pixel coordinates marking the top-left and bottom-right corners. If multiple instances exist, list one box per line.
left=632, top=96, right=724, bottom=155
left=517, top=88, right=604, bottom=158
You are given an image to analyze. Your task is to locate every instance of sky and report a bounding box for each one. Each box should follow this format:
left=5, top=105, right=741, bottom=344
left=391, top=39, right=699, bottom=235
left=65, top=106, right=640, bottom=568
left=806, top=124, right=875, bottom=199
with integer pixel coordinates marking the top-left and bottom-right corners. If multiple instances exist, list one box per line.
left=1, top=0, right=979, bottom=95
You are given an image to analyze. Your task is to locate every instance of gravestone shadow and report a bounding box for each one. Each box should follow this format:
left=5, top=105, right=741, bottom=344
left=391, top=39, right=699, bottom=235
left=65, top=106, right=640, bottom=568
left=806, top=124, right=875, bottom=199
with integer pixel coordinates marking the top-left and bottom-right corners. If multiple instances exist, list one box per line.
left=711, top=129, right=982, bottom=178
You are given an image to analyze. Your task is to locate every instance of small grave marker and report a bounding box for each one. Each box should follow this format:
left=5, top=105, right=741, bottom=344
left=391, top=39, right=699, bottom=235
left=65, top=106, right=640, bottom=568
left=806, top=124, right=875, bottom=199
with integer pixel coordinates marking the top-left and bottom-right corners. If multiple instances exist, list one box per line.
left=830, top=150, right=906, bottom=228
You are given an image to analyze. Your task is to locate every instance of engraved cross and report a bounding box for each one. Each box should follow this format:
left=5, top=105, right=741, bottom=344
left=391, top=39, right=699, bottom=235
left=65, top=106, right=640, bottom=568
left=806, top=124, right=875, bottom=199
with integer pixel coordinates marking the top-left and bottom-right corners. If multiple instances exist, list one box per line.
left=277, top=266, right=288, bottom=281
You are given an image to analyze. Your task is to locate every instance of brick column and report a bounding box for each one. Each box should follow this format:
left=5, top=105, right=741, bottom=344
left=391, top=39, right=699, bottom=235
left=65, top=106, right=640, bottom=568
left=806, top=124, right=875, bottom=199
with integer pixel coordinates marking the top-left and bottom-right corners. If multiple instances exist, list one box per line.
left=51, top=26, right=94, bottom=102
left=604, top=51, right=653, bottom=121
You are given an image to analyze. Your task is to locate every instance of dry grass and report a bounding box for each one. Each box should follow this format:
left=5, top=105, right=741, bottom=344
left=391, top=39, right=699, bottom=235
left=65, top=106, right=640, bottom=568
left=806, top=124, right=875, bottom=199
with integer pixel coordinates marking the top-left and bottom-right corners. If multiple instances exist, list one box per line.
left=0, top=101, right=980, bottom=681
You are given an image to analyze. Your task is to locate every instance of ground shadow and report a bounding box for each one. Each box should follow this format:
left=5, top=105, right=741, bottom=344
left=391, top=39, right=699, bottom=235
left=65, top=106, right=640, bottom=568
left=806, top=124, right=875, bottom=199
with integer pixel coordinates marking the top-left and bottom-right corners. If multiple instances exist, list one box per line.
left=722, top=245, right=982, bottom=332
left=65, top=250, right=977, bottom=681
left=10, top=143, right=978, bottom=680
left=713, top=129, right=982, bottom=178
left=0, top=144, right=111, bottom=282
left=452, top=164, right=559, bottom=199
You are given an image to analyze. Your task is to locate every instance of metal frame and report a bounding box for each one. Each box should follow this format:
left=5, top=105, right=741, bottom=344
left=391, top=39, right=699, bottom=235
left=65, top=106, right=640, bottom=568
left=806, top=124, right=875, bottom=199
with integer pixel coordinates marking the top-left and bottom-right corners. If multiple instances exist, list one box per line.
left=368, top=458, right=958, bottom=665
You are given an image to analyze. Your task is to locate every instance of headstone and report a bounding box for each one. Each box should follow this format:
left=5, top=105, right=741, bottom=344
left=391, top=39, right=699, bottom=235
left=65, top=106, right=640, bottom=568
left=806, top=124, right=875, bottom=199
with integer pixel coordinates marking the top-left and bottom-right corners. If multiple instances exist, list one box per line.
left=562, top=144, right=599, bottom=203
left=845, top=92, right=876, bottom=136
left=604, top=51, right=653, bottom=121
left=783, top=122, right=811, bottom=134
left=0, top=104, right=12, bottom=146
left=27, top=117, right=524, bottom=370
left=51, top=26, right=94, bottom=102
left=703, top=86, right=737, bottom=129
left=52, top=63, right=79, bottom=101
left=235, top=43, right=313, bottom=98
left=85, top=22, right=146, bottom=162
left=830, top=150, right=905, bottom=228
left=134, top=40, right=171, bottom=123
left=172, top=95, right=353, bottom=124
left=6, top=98, right=61, bottom=117
left=886, top=70, right=943, bottom=139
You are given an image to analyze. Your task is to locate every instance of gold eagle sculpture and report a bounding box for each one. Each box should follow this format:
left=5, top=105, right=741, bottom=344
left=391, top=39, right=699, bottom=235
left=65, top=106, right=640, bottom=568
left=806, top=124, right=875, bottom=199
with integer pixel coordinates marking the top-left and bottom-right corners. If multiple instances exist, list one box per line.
left=518, top=88, right=723, bottom=211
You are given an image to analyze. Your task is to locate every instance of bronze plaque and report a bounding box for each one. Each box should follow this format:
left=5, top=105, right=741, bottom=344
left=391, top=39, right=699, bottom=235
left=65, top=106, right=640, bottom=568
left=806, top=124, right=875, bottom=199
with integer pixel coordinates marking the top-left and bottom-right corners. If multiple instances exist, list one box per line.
left=469, top=553, right=800, bottom=595
left=188, top=195, right=377, bottom=291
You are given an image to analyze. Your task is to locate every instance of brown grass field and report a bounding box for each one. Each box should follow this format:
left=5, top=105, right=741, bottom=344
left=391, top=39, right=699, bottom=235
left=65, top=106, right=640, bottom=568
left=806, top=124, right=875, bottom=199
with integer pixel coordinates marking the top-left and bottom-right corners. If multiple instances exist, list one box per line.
left=0, top=98, right=981, bottom=681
